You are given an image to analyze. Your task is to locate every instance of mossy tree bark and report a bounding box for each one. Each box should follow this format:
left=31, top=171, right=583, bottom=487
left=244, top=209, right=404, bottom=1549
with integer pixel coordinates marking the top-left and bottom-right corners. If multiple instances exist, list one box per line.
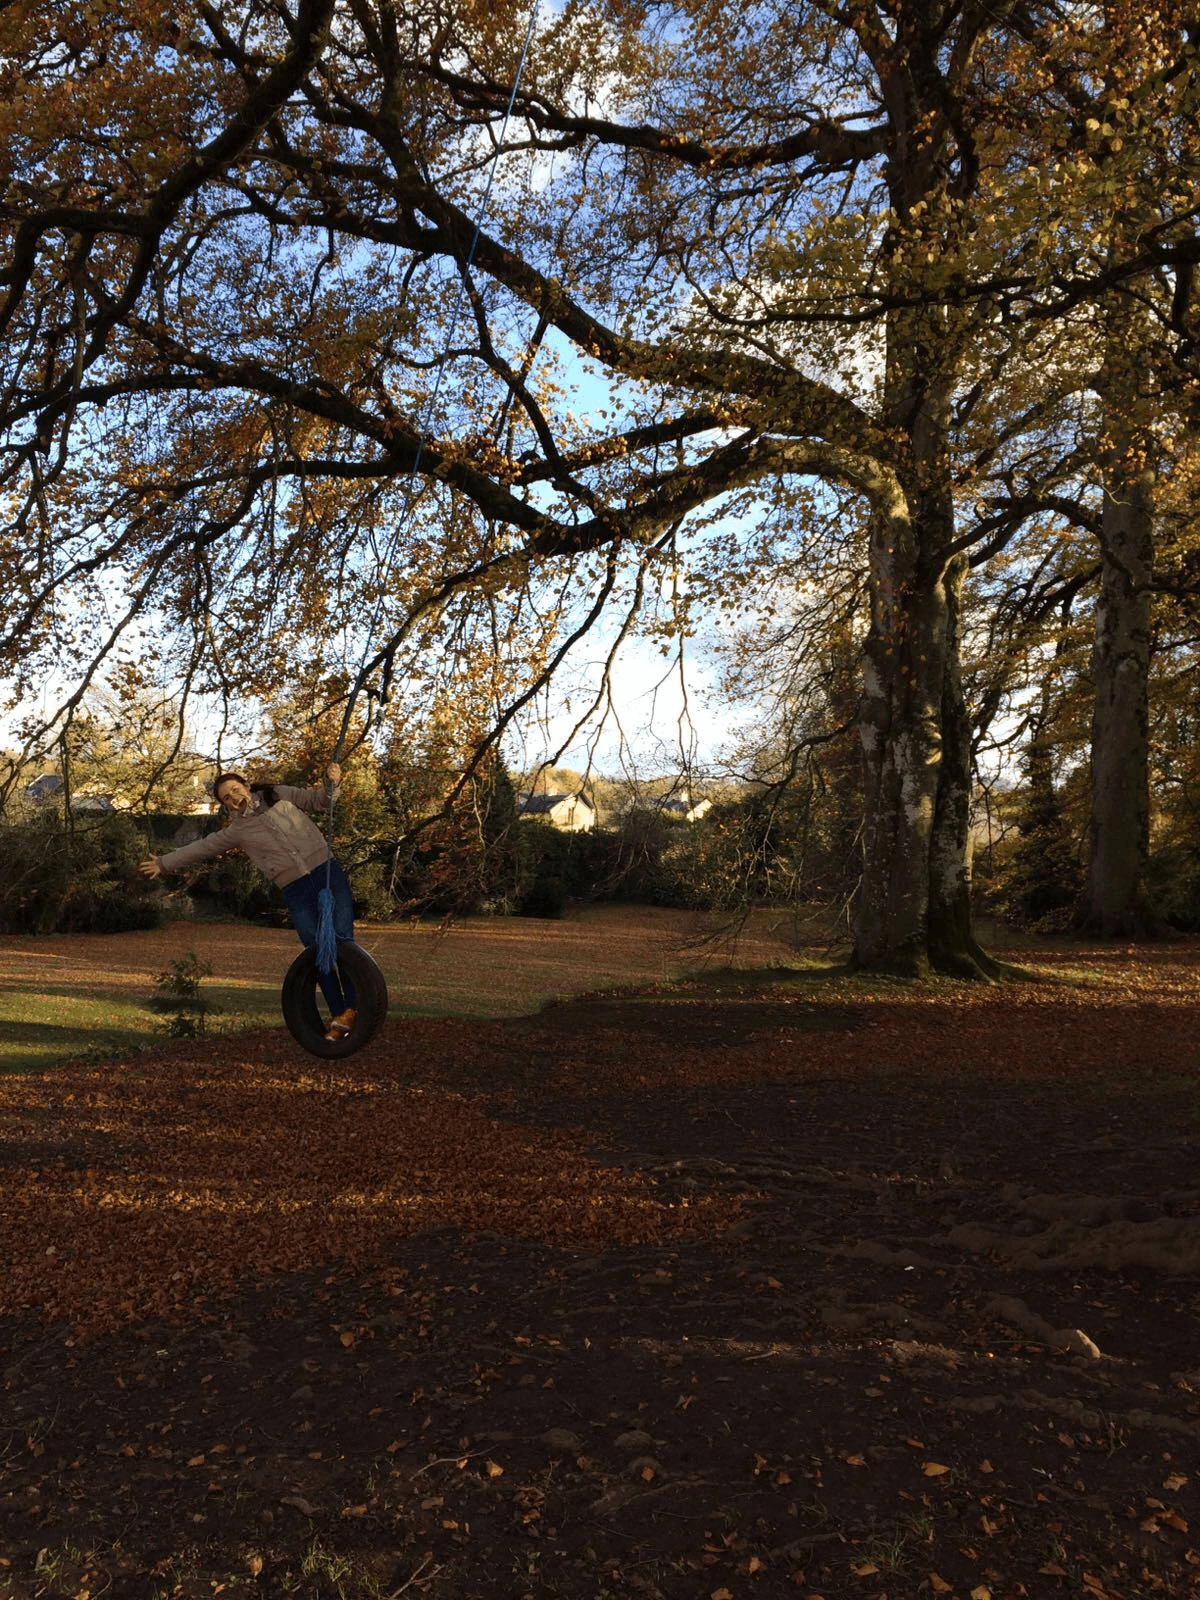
left=1081, top=427, right=1156, bottom=935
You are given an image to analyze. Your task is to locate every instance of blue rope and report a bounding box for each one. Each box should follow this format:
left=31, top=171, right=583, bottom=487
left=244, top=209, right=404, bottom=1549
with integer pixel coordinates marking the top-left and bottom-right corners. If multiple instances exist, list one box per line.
left=315, top=4, right=541, bottom=973
left=315, top=884, right=339, bottom=974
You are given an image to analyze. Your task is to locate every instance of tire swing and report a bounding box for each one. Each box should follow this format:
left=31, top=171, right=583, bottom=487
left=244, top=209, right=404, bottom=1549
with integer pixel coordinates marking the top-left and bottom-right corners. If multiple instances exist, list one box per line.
left=281, top=940, right=389, bottom=1060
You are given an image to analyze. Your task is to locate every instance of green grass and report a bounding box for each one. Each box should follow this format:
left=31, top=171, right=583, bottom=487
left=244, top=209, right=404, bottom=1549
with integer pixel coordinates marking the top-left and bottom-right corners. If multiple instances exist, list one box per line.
left=0, top=977, right=281, bottom=1073
left=0, top=905, right=813, bottom=1075
left=7, top=905, right=1124, bottom=1078
left=5, top=893, right=1190, bottom=1081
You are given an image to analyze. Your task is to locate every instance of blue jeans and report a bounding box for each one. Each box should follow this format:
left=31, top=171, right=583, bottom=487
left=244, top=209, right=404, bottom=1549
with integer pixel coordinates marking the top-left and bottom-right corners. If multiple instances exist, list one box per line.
left=282, top=860, right=357, bottom=1014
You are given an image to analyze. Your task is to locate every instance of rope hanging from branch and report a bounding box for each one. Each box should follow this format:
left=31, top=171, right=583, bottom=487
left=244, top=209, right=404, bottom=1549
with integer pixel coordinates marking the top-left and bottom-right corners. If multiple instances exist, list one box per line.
left=307, top=4, right=543, bottom=1001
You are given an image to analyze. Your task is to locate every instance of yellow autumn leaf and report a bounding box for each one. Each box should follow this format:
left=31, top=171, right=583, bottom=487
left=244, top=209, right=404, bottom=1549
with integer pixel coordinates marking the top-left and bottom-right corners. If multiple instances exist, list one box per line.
left=1163, top=1473, right=1188, bottom=1491
left=851, top=1561, right=880, bottom=1575
left=970, top=1586, right=993, bottom=1600
left=928, top=1576, right=953, bottom=1595
left=923, top=1462, right=951, bottom=1476
left=486, top=1459, right=504, bottom=1478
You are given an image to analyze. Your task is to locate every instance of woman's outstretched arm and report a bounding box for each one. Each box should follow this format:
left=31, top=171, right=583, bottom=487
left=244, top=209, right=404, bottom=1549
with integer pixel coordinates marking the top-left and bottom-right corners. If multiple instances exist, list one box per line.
left=141, top=828, right=236, bottom=877
left=276, top=763, right=342, bottom=815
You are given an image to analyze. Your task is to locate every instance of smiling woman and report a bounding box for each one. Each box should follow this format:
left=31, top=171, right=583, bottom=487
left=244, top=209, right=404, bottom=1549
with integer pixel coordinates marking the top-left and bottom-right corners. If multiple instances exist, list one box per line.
left=138, top=761, right=369, bottom=1046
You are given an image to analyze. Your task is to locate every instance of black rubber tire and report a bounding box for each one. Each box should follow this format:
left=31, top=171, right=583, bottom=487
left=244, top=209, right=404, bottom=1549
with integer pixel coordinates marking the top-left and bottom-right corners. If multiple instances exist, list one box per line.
left=280, top=941, right=389, bottom=1058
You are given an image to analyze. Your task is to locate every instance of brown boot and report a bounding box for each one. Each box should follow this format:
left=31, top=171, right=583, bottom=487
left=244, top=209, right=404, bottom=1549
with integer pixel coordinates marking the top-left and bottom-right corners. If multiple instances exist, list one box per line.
left=324, top=1008, right=357, bottom=1040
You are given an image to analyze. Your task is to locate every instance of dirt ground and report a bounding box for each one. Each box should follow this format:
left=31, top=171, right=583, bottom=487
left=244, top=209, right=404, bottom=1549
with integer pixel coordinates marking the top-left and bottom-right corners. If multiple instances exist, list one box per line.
left=2, top=938, right=1199, bottom=1600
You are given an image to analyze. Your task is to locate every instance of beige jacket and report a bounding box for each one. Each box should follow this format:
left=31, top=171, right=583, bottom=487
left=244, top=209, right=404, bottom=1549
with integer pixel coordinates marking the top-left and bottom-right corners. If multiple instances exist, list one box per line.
left=156, top=780, right=337, bottom=889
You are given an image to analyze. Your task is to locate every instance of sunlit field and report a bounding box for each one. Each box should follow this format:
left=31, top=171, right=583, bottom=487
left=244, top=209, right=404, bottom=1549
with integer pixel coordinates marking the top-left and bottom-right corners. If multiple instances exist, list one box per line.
left=0, top=903, right=812, bottom=1072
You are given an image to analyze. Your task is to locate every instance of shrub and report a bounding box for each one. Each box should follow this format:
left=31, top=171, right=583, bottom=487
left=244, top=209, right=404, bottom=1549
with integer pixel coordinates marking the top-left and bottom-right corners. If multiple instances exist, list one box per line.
left=513, top=821, right=651, bottom=916
left=615, top=798, right=813, bottom=913
left=0, top=812, right=164, bottom=935
left=346, top=859, right=398, bottom=921
left=383, top=757, right=535, bottom=917
left=516, top=824, right=576, bottom=917
left=1145, top=841, right=1200, bottom=931
left=985, top=748, right=1083, bottom=931
left=150, top=951, right=221, bottom=1038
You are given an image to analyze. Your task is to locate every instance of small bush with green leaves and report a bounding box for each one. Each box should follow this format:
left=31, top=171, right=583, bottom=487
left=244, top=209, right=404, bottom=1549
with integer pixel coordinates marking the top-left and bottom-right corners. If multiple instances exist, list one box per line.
left=150, top=952, right=221, bottom=1039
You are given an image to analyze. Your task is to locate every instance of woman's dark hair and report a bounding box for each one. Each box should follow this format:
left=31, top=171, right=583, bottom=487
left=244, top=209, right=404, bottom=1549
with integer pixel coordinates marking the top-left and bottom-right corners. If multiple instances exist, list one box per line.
left=213, top=771, right=280, bottom=808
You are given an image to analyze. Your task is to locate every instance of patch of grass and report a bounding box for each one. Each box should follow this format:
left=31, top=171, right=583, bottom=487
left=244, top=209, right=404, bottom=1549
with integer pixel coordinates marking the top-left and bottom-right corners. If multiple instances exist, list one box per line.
left=1020, top=960, right=1116, bottom=986
left=295, top=1540, right=389, bottom=1598
left=670, top=959, right=842, bottom=991
left=0, top=989, right=157, bottom=1074
left=0, top=977, right=282, bottom=1074
left=8, top=906, right=1141, bottom=1076
left=0, top=906, right=811, bottom=1073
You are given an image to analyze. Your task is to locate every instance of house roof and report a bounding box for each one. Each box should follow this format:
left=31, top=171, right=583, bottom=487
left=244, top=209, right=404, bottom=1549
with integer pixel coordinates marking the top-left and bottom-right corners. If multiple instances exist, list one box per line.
left=25, top=773, right=64, bottom=800
left=519, top=790, right=594, bottom=815
left=658, top=794, right=711, bottom=816
left=24, top=774, right=116, bottom=811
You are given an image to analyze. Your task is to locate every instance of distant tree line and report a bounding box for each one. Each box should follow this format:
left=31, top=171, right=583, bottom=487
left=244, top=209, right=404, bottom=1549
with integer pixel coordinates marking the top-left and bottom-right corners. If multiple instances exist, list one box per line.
left=14, top=683, right=1200, bottom=939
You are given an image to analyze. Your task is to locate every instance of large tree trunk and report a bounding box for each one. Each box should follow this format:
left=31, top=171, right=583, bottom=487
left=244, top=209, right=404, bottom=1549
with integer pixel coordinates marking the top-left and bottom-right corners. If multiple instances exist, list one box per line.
left=855, top=512, right=992, bottom=976
left=857, top=544, right=998, bottom=979
left=853, top=275, right=991, bottom=976
left=1080, top=435, right=1156, bottom=934
left=928, top=554, right=1009, bottom=977
left=855, top=494, right=941, bottom=976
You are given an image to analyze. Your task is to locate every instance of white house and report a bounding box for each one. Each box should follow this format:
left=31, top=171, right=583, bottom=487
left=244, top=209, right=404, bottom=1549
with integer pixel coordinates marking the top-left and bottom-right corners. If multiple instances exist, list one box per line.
left=658, top=792, right=713, bottom=823
left=518, top=791, right=597, bottom=831
left=24, top=774, right=116, bottom=813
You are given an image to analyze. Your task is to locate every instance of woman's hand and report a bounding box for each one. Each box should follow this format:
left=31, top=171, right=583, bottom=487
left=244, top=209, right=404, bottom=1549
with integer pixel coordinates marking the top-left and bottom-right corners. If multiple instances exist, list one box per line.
left=137, top=858, right=162, bottom=878
left=326, top=762, right=341, bottom=786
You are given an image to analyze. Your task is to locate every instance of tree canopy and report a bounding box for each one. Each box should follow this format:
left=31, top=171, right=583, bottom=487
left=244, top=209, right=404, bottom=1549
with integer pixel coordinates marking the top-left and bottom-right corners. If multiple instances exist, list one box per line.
left=3, top=0, right=1200, bottom=967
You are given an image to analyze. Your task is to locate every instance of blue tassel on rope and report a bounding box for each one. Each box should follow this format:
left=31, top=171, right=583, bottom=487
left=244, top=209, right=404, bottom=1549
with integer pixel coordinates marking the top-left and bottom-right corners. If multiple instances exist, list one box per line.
left=315, top=885, right=338, bottom=974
